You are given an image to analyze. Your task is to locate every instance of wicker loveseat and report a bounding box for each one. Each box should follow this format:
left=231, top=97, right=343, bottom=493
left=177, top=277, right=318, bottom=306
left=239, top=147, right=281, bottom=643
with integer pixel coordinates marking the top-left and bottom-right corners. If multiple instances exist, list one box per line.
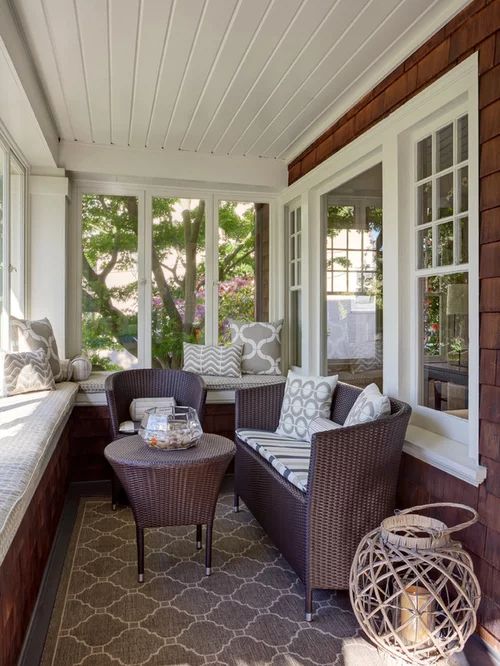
left=234, top=381, right=411, bottom=620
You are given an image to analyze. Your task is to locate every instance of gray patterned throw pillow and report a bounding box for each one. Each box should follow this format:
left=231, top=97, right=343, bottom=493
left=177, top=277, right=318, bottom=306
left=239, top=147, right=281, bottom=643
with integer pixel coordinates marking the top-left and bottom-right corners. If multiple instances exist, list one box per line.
left=229, top=320, right=283, bottom=375
left=3, top=349, right=56, bottom=396
left=10, top=316, right=62, bottom=382
left=343, top=383, right=390, bottom=426
left=276, top=371, right=338, bottom=440
left=183, top=343, right=243, bottom=377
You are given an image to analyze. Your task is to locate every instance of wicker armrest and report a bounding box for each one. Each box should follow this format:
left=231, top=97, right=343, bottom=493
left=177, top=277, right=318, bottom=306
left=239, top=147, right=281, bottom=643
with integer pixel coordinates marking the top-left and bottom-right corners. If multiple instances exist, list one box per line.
left=235, top=382, right=286, bottom=431
left=306, top=403, right=411, bottom=589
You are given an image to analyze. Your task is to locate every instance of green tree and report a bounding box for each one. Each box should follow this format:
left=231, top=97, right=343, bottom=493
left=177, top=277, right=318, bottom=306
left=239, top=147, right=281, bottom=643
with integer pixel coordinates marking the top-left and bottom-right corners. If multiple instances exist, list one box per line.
left=82, top=196, right=259, bottom=369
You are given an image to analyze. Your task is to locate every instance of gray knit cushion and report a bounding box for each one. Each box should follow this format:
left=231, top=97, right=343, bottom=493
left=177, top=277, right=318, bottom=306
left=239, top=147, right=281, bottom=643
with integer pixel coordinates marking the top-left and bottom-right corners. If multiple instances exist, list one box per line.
left=3, top=349, right=55, bottom=396
left=229, top=320, right=283, bottom=375
left=276, top=371, right=338, bottom=440
left=10, top=316, right=62, bottom=382
left=343, top=382, right=390, bottom=426
left=183, top=343, right=242, bottom=377
left=70, top=356, right=92, bottom=381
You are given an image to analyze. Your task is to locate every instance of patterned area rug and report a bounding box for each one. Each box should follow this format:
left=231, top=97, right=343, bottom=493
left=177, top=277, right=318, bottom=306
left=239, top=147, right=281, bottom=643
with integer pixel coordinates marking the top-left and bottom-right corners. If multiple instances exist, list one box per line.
left=41, top=494, right=383, bottom=666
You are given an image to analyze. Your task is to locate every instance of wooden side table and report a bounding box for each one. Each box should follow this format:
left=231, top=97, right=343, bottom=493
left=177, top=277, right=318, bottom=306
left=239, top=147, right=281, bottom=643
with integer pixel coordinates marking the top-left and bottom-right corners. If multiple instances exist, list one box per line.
left=104, top=433, right=235, bottom=581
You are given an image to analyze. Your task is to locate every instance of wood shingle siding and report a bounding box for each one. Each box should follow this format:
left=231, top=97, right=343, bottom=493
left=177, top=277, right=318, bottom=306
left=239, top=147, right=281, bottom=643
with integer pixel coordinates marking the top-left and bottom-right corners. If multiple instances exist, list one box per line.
left=288, top=0, right=500, bottom=649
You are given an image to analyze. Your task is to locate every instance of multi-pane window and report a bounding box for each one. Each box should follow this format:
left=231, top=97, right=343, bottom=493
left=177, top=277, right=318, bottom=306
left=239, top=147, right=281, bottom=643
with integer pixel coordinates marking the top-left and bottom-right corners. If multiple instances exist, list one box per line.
left=288, top=205, right=302, bottom=367
left=0, top=139, right=26, bottom=347
left=326, top=205, right=380, bottom=295
left=80, top=193, right=269, bottom=369
left=416, top=115, right=469, bottom=419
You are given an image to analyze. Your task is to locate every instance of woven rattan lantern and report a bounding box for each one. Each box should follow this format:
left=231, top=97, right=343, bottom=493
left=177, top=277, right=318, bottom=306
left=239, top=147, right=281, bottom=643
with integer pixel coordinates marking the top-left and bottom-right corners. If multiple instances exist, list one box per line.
left=349, top=503, right=481, bottom=665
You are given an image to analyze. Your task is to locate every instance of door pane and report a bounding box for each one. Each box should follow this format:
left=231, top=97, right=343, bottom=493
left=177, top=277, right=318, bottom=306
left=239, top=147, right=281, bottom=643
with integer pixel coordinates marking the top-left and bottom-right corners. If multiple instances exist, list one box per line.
left=81, top=194, right=139, bottom=369
left=0, top=150, right=4, bottom=334
left=151, top=197, right=206, bottom=368
left=324, top=165, right=383, bottom=389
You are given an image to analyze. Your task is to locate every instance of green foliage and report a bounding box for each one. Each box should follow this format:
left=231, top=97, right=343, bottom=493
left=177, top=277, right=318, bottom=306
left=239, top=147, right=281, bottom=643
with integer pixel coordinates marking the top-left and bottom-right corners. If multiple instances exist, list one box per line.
left=81, top=195, right=259, bottom=369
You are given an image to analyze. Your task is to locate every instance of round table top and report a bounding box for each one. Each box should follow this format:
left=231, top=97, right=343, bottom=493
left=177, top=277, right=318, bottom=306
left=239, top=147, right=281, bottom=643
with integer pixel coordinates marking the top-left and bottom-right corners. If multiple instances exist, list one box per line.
left=104, top=432, right=235, bottom=469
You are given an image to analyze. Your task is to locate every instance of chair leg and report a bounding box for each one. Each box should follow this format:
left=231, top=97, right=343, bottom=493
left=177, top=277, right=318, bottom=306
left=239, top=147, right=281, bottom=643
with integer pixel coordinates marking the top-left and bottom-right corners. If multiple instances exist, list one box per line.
left=136, top=526, right=144, bottom=583
left=205, top=522, right=213, bottom=576
left=233, top=492, right=239, bottom=513
left=111, top=472, right=120, bottom=510
left=305, top=586, right=313, bottom=622
left=196, top=524, right=202, bottom=550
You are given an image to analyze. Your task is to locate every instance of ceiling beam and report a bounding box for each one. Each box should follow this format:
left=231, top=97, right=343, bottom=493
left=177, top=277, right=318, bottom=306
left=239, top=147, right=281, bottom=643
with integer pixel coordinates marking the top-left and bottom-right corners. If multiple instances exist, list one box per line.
left=0, top=0, right=58, bottom=166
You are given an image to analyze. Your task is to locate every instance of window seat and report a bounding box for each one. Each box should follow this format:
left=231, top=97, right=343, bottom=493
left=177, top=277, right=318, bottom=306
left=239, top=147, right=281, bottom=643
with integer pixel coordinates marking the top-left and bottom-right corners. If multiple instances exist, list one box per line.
left=77, top=371, right=287, bottom=405
left=0, top=382, right=78, bottom=565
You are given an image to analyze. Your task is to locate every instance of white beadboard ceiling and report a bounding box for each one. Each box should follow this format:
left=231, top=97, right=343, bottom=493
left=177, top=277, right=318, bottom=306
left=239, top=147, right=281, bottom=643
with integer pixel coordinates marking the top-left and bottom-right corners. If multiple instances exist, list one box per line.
left=12, top=0, right=471, bottom=163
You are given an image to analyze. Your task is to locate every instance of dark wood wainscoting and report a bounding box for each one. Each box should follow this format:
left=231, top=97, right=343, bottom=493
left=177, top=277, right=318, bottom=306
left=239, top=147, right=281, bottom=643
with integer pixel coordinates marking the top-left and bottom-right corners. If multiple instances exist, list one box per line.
left=69, top=406, right=113, bottom=482
left=0, top=425, right=70, bottom=666
left=69, top=403, right=236, bottom=482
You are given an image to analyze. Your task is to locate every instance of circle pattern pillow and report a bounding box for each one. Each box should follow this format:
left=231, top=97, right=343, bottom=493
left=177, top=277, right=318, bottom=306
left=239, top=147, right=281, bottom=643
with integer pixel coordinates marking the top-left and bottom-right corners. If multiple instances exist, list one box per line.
left=276, top=371, right=338, bottom=440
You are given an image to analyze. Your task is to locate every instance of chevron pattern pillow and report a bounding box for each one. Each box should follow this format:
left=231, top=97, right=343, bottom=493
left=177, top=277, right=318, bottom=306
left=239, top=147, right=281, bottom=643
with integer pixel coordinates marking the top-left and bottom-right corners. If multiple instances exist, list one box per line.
left=10, top=316, right=62, bottom=382
left=183, top=343, right=243, bottom=377
left=3, top=348, right=56, bottom=396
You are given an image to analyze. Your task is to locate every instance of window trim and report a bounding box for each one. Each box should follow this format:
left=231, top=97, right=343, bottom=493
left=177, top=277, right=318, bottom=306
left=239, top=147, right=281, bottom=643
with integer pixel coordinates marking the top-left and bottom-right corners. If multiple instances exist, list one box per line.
left=278, top=54, right=485, bottom=486
left=70, top=181, right=277, bottom=365
left=0, top=126, right=28, bottom=347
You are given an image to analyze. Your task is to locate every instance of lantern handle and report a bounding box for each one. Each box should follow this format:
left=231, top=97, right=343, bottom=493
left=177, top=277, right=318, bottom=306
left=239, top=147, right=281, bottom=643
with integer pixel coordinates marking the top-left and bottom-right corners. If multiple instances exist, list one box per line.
left=395, top=502, right=478, bottom=534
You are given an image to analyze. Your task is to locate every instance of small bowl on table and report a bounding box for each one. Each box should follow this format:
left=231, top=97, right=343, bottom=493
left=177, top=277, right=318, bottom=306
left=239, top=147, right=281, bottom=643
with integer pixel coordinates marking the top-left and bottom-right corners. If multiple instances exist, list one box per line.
left=139, top=406, right=203, bottom=450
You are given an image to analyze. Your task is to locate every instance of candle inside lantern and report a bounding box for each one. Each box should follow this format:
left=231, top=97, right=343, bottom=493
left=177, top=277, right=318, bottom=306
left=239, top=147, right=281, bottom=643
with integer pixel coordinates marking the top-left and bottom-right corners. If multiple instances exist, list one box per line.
left=399, top=585, right=435, bottom=645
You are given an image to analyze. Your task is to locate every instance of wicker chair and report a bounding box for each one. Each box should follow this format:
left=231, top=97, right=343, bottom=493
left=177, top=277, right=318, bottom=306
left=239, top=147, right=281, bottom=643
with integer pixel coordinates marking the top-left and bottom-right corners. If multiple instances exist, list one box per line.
left=105, top=369, right=207, bottom=507
left=233, top=381, right=411, bottom=621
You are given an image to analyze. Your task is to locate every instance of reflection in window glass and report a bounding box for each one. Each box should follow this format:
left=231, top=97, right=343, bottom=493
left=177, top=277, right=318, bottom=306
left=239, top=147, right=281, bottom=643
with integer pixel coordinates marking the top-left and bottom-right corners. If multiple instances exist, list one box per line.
left=417, top=182, right=432, bottom=224
left=457, top=116, right=468, bottom=162
left=417, top=136, right=432, bottom=180
left=417, top=227, right=433, bottom=269
left=437, top=124, right=453, bottom=171
left=81, top=194, right=139, bottom=370
left=324, top=165, right=383, bottom=390
left=437, top=172, right=453, bottom=218
left=151, top=198, right=206, bottom=368
left=458, top=217, right=468, bottom=264
left=420, top=273, right=468, bottom=419
left=437, top=221, right=454, bottom=266
left=459, top=166, right=468, bottom=213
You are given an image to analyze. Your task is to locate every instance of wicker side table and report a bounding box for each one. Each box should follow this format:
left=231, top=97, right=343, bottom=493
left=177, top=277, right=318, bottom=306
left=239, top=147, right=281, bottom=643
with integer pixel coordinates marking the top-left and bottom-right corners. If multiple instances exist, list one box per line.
left=104, top=433, right=235, bottom=582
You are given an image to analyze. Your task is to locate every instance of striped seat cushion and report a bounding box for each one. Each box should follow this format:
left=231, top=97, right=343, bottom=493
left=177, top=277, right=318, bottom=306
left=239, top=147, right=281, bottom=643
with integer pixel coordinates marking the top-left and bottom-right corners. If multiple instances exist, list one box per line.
left=236, top=428, right=311, bottom=493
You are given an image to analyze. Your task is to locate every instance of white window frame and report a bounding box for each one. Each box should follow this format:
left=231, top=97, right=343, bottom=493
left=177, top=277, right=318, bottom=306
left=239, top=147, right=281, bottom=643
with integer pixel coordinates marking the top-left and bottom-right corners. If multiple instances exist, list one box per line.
left=278, top=54, right=484, bottom=486
left=0, top=125, right=28, bottom=347
left=70, top=181, right=277, bottom=366
left=285, top=199, right=303, bottom=370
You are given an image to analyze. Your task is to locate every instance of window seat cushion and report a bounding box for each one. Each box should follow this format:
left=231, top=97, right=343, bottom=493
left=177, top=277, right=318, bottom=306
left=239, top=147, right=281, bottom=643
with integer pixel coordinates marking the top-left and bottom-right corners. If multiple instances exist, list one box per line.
left=236, top=428, right=311, bottom=493
left=76, top=371, right=287, bottom=405
left=200, top=374, right=286, bottom=391
left=0, top=382, right=78, bottom=565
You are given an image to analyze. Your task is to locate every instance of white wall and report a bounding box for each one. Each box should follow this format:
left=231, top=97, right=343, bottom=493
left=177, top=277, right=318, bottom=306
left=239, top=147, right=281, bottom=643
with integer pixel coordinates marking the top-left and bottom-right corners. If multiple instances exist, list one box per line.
left=29, top=173, right=68, bottom=355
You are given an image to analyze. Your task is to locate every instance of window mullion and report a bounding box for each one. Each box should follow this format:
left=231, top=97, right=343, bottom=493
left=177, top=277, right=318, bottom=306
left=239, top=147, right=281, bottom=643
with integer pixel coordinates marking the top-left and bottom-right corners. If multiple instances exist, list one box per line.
left=142, top=191, right=152, bottom=368
left=205, top=195, right=217, bottom=346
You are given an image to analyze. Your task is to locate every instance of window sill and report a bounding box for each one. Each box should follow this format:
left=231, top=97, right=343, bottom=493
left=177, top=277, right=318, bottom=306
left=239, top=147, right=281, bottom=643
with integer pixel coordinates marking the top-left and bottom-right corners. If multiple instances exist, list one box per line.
left=403, top=424, right=487, bottom=487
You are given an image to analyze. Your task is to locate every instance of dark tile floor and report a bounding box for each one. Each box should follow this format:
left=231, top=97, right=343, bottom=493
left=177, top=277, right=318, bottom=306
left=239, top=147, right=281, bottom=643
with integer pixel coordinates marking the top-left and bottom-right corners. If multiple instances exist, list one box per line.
left=19, top=478, right=500, bottom=666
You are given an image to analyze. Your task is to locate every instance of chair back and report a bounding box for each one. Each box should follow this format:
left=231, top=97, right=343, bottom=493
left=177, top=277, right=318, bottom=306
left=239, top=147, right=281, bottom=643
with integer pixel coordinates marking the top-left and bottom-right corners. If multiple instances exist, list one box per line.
left=105, top=369, right=207, bottom=440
